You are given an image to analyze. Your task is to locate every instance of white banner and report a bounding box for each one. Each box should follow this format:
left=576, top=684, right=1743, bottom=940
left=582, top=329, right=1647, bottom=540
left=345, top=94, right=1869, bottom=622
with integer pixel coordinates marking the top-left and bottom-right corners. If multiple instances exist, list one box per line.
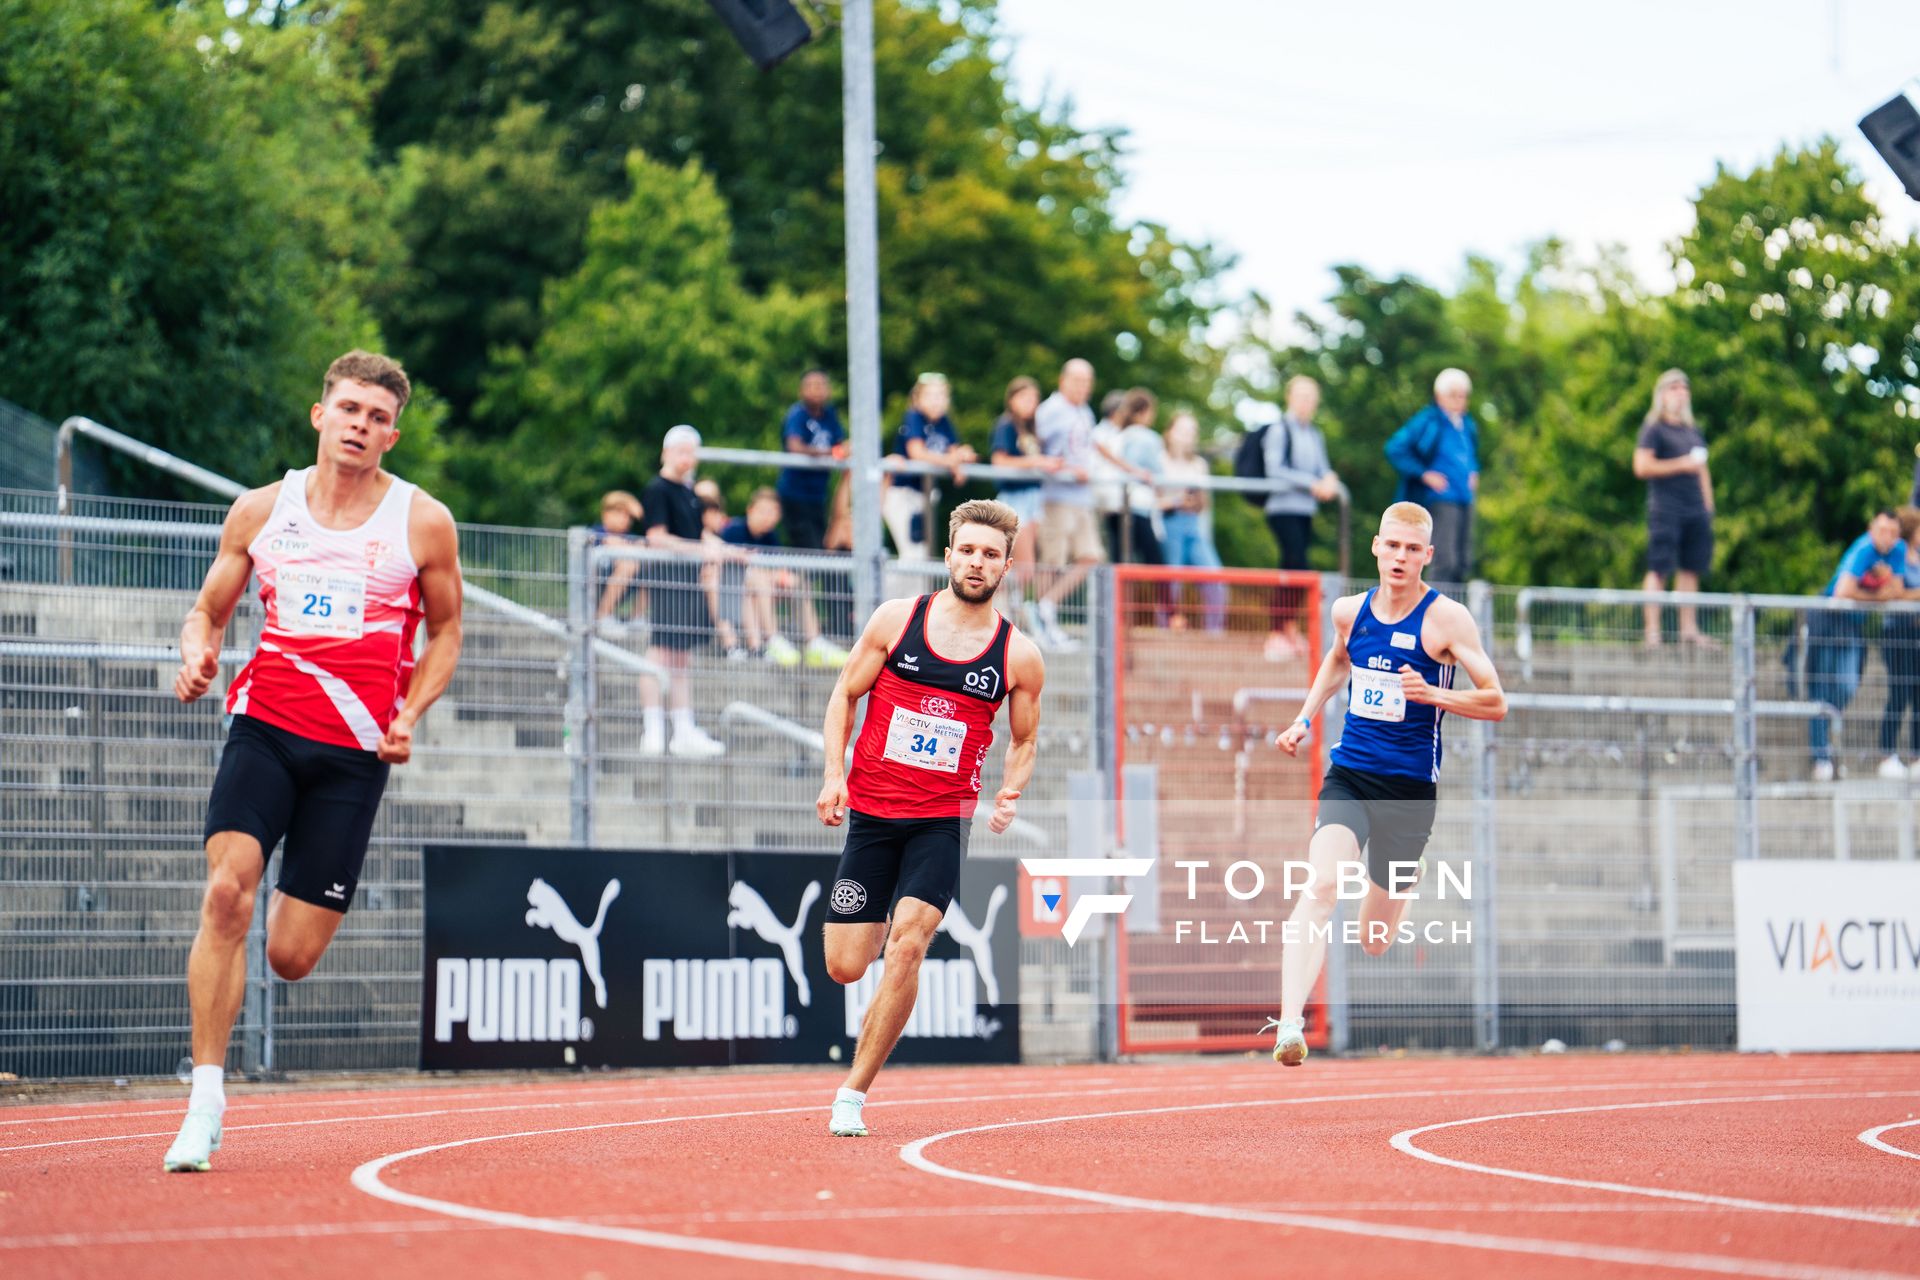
left=1734, top=860, right=1920, bottom=1052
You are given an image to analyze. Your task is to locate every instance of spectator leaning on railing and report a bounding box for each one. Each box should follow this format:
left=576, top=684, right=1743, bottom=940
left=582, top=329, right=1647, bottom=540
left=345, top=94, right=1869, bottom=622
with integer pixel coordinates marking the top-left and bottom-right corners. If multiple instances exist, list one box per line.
left=776, top=369, right=844, bottom=551
left=1634, top=368, right=1717, bottom=648
left=1807, top=507, right=1906, bottom=782
left=1386, top=368, right=1480, bottom=584
left=1236, top=374, right=1339, bottom=661
left=1878, top=505, right=1920, bottom=779
left=989, top=375, right=1058, bottom=613
left=592, top=489, right=645, bottom=632
left=638, top=425, right=728, bottom=760
left=1032, top=357, right=1103, bottom=650
left=883, top=372, right=975, bottom=560
left=1159, top=410, right=1227, bottom=631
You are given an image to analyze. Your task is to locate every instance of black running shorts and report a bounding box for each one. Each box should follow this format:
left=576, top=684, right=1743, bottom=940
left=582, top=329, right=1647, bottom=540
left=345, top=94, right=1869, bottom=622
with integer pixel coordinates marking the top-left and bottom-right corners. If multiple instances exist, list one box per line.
left=826, top=810, right=969, bottom=922
left=202, top=714, right=389, bottom=913
left=1315, top=763, right=1438, bottom=891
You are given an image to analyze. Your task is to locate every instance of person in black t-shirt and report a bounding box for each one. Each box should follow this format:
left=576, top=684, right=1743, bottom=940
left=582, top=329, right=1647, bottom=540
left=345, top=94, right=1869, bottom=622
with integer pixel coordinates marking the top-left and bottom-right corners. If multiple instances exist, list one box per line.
left=1633, top=369, right=1717, bottom=648
left=639, top=425, right=726, bottom=758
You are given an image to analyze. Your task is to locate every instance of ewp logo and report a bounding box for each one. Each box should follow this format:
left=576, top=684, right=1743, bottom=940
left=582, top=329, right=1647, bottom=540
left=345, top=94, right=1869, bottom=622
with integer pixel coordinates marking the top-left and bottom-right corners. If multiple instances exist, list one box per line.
left=1017, top=858, right=1154, bottom=946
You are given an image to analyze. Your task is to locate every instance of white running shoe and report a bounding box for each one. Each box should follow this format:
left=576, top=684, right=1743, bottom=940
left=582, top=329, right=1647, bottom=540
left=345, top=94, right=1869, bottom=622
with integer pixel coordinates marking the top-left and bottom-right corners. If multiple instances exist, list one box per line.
left=162, top=1108, right=223, bottom=1172
left=641, top=726, right=666, bottom=758
left=829, top=1095, right=869, bottom=1137
left=1879, top=754, right=1908, bottom=781
left=669, top=725, right=726, bottom=759
left=764, top=634, right=802, bottom=668
left=1262, top=1015, right=1309, bottom=1067
left=1812, top=759, right=1836, bottom=783
left=805, top=636, right=849, bottom=669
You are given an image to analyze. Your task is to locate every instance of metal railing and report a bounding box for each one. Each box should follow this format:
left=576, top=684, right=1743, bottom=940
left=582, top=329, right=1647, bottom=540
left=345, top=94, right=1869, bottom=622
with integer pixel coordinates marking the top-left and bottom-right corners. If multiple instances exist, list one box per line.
left=16, top=475, right=1920, bottom=1073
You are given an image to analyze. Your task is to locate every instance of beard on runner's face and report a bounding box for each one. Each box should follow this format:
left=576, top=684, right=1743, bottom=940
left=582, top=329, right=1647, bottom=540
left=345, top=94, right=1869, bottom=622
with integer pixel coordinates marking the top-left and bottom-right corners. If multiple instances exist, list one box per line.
left=948, top=559, right=1004, bottom=603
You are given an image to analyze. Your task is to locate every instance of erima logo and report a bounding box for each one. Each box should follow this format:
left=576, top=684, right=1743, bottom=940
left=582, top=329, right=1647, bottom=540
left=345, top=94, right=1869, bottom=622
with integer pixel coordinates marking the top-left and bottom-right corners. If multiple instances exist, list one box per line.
left=898, top=653, right=919, bottom=669
left=433, top=878, right=620, bottom=1044
left=843, top=884, right=1011, bottom=1039
left=1018, top=858, right=1156, bottom=945
left=324, top=882, right=346, bottom=901
left=643, top=878, right=819, bottom=1041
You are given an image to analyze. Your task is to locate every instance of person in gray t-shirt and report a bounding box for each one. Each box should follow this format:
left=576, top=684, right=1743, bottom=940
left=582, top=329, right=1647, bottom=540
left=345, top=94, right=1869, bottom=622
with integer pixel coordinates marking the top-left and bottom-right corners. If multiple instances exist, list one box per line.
left=1030, top=359, right=1103, bottom=648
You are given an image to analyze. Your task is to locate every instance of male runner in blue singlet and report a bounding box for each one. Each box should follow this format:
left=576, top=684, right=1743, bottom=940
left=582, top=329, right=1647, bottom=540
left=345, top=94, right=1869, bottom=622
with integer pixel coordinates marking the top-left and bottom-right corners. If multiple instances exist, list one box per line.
left=1267, top=502, right=1507, bottom=1065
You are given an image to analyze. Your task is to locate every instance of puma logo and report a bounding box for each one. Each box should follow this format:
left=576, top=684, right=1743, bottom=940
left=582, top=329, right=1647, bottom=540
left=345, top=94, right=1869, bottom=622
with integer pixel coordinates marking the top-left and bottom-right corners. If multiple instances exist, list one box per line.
left=525, top=878, right=621, bottom=1009
left=727, top=879, right=821, bottom=1006
left=937, top=882, right=1008, bottom=1006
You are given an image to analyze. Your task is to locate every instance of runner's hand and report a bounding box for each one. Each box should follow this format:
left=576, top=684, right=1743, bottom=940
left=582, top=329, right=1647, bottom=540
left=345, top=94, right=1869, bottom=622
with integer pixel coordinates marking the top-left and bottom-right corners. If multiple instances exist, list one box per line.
left=817, top=777, right=849, bottom=827
left=1399, top=664, right=1434, bottom=704
left=174, top=645, right=220, bottom=703
left=377, top=714, right=415, bottom=764
left=1275, top=720, right=1309, bottom=756
left=988, top=788, right=1019, bottom=834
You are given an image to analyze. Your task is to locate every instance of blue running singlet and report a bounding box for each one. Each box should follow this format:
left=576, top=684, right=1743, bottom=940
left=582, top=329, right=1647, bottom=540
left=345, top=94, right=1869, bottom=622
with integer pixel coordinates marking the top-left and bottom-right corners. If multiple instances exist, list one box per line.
left=1328, top=587, right=1455, bottom=783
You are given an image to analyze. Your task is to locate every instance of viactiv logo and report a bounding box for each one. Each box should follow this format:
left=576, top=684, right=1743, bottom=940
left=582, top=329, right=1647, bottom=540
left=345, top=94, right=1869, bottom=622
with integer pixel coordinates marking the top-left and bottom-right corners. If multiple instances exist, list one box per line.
left=1017, top=857, right=1155, bottom=946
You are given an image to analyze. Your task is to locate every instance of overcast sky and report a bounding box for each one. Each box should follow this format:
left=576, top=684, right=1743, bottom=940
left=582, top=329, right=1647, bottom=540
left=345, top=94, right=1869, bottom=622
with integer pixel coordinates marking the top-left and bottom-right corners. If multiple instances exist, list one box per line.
left=993, top=0, right=1920, bottom=323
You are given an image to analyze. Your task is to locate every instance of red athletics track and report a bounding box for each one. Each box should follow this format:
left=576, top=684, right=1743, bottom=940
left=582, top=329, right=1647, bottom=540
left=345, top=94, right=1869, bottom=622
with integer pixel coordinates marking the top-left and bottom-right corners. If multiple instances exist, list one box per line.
left=3, top=1054, right=1918, bottom=1280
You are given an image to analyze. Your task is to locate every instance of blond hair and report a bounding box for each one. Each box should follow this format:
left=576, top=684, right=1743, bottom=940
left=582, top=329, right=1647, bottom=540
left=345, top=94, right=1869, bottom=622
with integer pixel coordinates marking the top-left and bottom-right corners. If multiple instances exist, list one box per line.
left=1644, top=368, right=1695, bottom=429
left=1380, top=501, right=1434, bottom=537
left=948, top=498, right=1019, bottom=554
left=322, top=350, right=411, bottom=414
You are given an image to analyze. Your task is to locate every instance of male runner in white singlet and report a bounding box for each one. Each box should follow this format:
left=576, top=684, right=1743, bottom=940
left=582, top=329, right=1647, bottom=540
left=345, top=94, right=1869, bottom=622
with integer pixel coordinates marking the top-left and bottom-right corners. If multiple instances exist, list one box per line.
left=163, top=351, right=463, bottom=1170
left=816, top=500, right=1045, bottom=1137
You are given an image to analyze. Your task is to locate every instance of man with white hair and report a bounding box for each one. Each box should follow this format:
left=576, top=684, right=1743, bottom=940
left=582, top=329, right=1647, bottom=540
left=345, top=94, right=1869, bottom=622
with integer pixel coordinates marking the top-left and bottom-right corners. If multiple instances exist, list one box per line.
left=1385, top=368, right=1480, bottom=583
left=638, top=424, right=727, bottom=758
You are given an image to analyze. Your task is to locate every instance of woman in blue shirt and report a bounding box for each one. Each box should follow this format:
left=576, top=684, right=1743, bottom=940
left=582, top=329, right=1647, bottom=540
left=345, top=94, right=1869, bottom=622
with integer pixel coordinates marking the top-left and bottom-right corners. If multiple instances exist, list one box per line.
left=883, top=373, right=976, bottom=559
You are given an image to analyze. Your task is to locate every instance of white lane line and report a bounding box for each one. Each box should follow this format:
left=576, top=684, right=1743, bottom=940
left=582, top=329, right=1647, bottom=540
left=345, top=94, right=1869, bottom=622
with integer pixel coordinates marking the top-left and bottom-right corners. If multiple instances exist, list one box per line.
left=1860, top=1119, right=1920, bottom=1163
left=8, top=1198, right=1797, bottom=1252
left=898, top=1096, right=1920, bottom=1280
left=344, top=1080, right=1920, bottom=1280
left=5, top=1066, right=1795, bottom=1156
left=1390, top=1092, right=1920, bottom=1226
left=0, top=1074, right=1358, bottom=1156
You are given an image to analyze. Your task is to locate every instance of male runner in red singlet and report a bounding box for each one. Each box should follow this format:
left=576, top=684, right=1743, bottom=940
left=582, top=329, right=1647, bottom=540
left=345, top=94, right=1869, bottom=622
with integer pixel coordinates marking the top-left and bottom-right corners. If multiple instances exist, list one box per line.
left=816, top=499, right=1045, bottom=1136
left=162, top=351, right=464, bottom=1171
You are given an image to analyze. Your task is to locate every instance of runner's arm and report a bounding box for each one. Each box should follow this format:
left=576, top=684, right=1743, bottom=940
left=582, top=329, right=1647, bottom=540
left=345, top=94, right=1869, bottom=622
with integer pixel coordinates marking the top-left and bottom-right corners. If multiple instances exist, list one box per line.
left=821, top=599, right=911, bottom=781
left=990, top=635, right=1046, bottom=832
left=175, top=487, right=274, bottom=703
left=1411, top=601, right=1506, bottom=721
left=381, top=496, right=464, bottom=762
left=1292, top=598, right=1356, bottom=723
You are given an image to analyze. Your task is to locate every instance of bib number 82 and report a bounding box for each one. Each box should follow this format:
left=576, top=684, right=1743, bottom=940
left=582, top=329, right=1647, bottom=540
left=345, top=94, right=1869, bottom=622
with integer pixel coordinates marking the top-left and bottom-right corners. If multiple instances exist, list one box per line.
left=1361, top=686, right=1385, bottom=707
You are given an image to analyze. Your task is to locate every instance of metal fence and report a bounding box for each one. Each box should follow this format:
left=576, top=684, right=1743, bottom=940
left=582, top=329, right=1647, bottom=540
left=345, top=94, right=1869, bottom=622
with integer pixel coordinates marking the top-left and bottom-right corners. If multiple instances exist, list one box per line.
left=7, top=488, right=1918, bottom=1077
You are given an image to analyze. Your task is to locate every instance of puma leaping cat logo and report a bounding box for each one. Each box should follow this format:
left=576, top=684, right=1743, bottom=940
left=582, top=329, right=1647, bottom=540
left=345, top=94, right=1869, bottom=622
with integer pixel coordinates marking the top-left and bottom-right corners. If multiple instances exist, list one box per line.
left=938, top=882, right=1008, bottom=1006
left=727, top=879, right=821, bottom=1007
left=525, top=878, right=621, bottom=1010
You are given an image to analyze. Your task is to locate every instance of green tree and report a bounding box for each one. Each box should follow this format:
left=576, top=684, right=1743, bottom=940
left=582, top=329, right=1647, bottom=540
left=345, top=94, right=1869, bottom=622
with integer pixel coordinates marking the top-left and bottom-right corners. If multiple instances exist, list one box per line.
left=0, top=0, right=411, bottom=490
left=472, top=152, right=828, bottom=526
left=349, top=0, right=1230, bottom=453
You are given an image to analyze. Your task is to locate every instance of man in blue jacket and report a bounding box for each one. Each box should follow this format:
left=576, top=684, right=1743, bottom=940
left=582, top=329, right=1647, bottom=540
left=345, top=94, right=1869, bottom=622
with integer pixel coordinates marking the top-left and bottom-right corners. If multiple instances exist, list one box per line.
left=1385, top=368, right=1479, bottom=583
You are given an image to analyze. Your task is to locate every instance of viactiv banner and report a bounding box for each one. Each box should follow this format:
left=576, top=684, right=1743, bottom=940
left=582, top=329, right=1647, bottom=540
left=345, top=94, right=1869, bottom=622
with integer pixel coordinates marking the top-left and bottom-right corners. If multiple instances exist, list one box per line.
left=420, top=845, right=1019, bottom=1070
left=1733, top=859, right=1920, bottom=1052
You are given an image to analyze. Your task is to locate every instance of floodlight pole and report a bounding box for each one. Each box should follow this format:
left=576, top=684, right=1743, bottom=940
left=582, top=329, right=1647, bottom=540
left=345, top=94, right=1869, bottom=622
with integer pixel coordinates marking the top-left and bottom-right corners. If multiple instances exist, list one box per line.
left=841, top=0, right=886, bottom=622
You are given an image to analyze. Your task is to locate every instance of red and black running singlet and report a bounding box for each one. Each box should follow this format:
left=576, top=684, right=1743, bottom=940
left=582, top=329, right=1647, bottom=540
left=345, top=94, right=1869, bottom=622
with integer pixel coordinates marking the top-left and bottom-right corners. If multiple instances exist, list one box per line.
left=847, top=594, right=1012, bottom=819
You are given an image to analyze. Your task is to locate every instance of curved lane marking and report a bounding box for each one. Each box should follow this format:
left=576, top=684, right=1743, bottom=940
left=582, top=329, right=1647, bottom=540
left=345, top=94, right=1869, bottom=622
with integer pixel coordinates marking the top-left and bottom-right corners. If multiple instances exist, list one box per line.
left=1859, top=1118, right=1920, bottom=1163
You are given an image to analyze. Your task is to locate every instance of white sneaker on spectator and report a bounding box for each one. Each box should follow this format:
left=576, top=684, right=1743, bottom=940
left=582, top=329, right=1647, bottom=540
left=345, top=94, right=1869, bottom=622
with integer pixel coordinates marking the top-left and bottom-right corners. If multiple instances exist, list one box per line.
left=764, top=634, right=802, bottom=668
left=1878, top=754, right=1907, bottom=781
left=641, top=726, right=666, bottom=758
left=670, top=725, right=726, bottom=759
left=726, top=646, right=750, bottom=662
left=806, top=636, right=849, bottom=669
left=1812, top=759, right=1836, bottom=783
